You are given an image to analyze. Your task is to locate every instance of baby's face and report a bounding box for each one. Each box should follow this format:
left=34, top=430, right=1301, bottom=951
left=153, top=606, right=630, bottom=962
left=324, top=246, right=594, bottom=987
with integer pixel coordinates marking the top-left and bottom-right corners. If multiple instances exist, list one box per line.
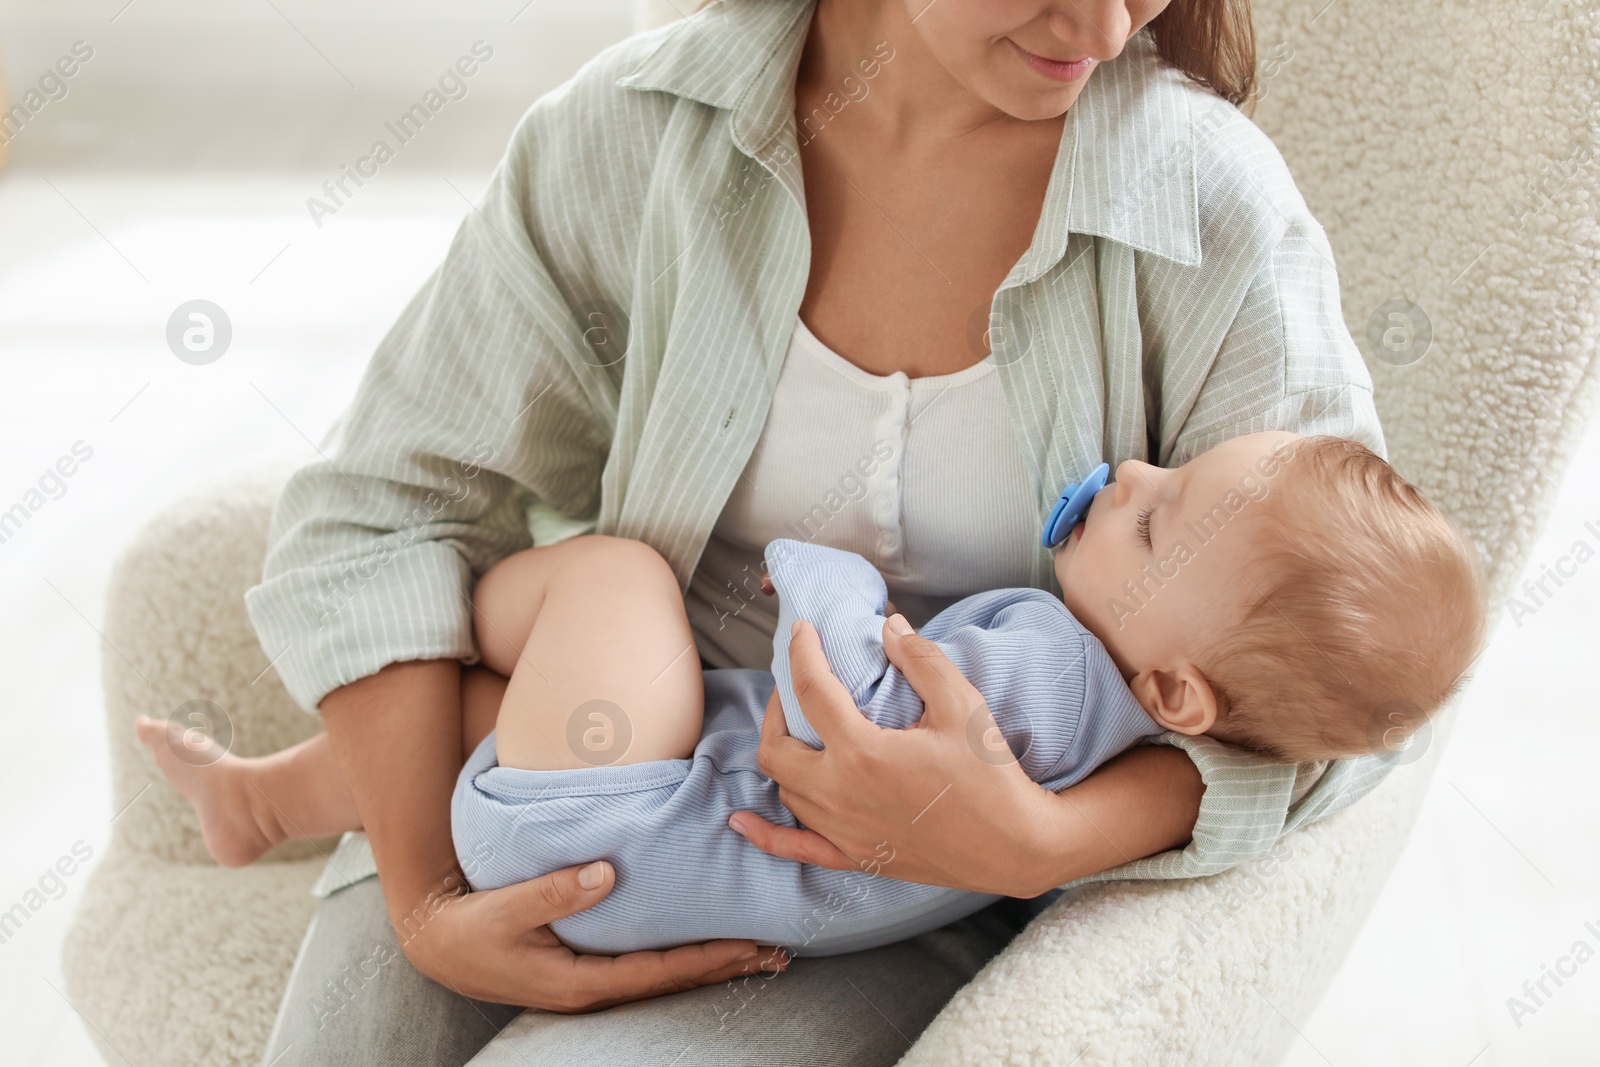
left=1051, top=432, right=1302, bottom=683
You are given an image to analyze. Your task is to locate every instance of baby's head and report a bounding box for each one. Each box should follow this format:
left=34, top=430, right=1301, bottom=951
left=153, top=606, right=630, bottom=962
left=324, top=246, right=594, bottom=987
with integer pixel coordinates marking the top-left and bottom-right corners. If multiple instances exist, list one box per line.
left=1052, top=432, right=1487, bottom=763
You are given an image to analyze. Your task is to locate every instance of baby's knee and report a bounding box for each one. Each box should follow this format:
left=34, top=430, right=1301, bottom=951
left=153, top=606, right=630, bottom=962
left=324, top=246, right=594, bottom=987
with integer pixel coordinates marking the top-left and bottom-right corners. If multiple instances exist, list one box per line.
left=557, top=534, right=678, bottom=591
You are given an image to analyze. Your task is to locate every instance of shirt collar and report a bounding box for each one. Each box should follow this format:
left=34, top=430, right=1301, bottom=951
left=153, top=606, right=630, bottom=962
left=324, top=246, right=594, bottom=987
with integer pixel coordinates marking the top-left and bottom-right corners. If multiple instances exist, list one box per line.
left=615, top=0, right=1203, bottom=274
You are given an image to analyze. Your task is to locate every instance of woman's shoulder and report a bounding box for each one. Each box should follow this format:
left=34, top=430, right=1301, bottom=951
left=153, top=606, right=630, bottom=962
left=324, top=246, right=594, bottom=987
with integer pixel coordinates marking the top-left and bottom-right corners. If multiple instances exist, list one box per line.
left=1084, top=32, right=1325, bottom=274
left=1184, top=89, right=1324, bottom=249
left=484, top=17, right=753, bottom=265
left=503, top=22, right=688, bottom=158
left=505, top=2, right=797, bottom=159
left=1141, top=33, right=1321, bottom=237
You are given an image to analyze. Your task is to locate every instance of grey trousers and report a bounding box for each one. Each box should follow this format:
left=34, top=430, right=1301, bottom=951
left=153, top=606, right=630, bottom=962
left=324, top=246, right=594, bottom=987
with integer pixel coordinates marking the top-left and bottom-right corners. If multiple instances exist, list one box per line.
left=261, top=876, right=1060, bottom=1066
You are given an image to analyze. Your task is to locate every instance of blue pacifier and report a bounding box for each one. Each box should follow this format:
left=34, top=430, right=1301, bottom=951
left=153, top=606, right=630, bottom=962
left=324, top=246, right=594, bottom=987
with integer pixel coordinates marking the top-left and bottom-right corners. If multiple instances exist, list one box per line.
left=1041, top=462, right=1110, bottom=548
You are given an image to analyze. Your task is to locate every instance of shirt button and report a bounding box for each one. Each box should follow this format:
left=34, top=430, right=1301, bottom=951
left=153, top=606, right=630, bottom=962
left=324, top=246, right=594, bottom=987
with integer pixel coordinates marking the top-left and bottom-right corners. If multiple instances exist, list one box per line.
left=875, top=496, right=890, bottom=513
left=879, top=532, right=898, bottom=550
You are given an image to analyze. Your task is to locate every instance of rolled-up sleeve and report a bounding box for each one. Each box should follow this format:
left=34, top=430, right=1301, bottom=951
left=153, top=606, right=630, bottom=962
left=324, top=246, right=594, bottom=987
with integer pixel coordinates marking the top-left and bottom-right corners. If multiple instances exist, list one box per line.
left=244, top=107, right=617, bottom=714
left=1066, top=214, right=1394, bottom=888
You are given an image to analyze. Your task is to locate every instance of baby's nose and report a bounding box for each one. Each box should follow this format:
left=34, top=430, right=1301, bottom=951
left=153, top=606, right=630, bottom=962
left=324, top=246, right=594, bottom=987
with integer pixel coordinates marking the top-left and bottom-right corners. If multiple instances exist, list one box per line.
left=1114, top=458, right=1150, bottom=482
left=1113, top=459, right=1159, bottom=501
left=1111, top=463, right=1139, bottom=503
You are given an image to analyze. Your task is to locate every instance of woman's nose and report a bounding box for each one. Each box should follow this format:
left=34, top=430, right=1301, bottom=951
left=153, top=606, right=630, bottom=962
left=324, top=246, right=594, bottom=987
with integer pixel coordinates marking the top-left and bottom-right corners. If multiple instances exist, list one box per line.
left=1047, top=4, right=1133, bottom=62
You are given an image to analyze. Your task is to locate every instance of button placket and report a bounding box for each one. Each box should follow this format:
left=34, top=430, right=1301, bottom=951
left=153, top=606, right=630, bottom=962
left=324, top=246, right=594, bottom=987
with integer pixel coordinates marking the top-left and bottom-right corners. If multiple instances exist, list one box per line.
left=870, top=375, right=910, bottom=570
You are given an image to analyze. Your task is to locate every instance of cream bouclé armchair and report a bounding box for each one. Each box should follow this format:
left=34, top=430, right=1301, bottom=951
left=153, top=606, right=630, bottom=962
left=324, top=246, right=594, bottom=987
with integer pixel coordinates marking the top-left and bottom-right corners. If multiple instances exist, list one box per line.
left=63, top=0, right=1600, bottom=1063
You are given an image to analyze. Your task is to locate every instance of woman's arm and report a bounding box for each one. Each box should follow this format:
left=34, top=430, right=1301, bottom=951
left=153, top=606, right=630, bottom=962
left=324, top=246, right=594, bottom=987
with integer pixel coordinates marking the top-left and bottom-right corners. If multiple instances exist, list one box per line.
left=1029, top=745, right=1203, bottom=893
left=239, top=52, right=784, bottom=1008
left=321, top=658, right=783, bottom=1012
left=730, top=619, right=1203, bottom=897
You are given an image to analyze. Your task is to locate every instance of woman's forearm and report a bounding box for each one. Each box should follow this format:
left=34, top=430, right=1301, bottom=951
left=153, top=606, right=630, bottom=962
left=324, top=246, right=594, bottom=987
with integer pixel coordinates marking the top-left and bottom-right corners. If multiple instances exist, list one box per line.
left=1025, top=744, right=1204, bottom=895
left=320, top=658, right=466, bottom=929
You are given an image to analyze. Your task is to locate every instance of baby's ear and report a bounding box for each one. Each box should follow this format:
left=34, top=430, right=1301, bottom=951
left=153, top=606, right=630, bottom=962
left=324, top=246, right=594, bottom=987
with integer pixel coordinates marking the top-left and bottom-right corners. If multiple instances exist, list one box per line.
left=1131, top=664, right=1217, bottom=736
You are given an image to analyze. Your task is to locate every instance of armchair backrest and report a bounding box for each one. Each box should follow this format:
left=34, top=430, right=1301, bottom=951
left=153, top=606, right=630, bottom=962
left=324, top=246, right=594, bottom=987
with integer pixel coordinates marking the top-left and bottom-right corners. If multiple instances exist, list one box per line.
left=1250, top=0, right=1600, bottom=610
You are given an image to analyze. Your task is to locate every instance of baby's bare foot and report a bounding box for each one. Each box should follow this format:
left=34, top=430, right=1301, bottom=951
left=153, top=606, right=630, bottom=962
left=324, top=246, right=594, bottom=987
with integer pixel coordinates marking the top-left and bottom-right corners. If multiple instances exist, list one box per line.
left=134, top=716, right=282, bottom=867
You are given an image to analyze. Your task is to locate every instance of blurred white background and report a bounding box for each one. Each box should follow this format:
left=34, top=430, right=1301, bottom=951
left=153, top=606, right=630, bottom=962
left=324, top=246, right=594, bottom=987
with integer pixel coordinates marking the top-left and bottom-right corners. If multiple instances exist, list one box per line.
left=0, top=1, right=1594, bottom=1064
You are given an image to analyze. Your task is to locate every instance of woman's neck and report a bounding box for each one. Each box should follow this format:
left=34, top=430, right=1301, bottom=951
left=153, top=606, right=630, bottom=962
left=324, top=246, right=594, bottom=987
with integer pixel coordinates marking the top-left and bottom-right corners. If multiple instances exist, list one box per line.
left=800, top=0, right=1014, bottom=144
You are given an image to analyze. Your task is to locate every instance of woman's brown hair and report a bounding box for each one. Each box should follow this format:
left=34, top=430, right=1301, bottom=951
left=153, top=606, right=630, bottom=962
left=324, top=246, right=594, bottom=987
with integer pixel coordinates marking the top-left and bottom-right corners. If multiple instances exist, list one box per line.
left=1146, top=0, right=1258, bottom=112
left=691, top=0, right=1259, bottom=112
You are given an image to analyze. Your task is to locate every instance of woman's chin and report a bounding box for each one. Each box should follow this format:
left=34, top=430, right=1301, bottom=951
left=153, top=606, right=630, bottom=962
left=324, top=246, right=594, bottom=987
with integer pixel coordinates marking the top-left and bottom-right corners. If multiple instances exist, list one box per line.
left=978, top=79, right=1087, bottom=122
left=979, top=87, right=1081, bottom=122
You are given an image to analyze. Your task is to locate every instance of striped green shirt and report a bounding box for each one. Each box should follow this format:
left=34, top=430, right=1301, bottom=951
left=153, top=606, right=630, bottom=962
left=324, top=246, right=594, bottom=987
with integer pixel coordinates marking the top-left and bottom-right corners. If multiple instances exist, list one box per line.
left=249, top=0, right=1394, bottom=894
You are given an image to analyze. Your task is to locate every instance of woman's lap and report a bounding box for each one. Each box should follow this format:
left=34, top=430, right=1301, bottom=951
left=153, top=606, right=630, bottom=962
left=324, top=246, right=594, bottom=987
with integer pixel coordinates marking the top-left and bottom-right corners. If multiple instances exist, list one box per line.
left=263, top=876, right=1058, bottom=1067
left=260, top=877, right=520, bottom=1067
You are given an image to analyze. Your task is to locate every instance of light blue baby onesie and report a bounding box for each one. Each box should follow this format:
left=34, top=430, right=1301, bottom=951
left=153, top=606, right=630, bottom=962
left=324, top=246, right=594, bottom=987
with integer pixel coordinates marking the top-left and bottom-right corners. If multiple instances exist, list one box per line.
left=452, top=539, right=1161, bottom=956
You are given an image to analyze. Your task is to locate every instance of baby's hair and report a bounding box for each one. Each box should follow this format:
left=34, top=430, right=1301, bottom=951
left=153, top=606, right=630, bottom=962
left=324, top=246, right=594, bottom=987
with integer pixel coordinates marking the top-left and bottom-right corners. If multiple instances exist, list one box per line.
left=1198, top=435, right=1488, bottom=763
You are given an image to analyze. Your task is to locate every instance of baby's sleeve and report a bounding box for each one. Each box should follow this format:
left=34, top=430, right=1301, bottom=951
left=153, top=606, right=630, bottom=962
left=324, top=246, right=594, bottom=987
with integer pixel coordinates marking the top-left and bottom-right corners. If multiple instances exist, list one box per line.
left=763, top=539, right=894, bottom=749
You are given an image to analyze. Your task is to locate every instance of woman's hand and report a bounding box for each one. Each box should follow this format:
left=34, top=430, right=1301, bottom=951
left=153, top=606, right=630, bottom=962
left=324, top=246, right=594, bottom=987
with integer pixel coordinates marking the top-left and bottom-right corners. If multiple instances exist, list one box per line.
left=400, top=861, right=788, bottom=1014
left=321, top=658, right=786, bottom=1017
left=728, top=616, right=1060, bottom=897
left=729, top=618, right=1206, bottom=897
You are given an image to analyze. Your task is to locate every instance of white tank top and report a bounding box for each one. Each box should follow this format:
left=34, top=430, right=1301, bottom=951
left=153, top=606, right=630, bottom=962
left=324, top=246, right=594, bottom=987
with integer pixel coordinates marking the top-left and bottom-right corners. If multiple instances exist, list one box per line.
left=685, top=316, right=1040, bottom=669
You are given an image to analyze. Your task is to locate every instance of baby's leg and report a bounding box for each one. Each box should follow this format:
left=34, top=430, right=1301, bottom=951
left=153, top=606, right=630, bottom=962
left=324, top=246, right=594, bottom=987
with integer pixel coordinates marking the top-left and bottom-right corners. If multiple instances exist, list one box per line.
left=476, top=535, right=703, bottom=771
left=134, top=664, right=509, bottom=868
left=136, top=532, right=700, bottom=865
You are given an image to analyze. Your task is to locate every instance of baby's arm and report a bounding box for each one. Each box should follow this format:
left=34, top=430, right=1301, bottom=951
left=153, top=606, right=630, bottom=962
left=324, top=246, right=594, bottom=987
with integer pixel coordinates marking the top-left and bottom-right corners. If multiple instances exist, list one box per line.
left=763, top=539, right=905, bottom=748
left=761, top=539, right=1161, bottom=789
left=761, top=573, right=899, bottom=618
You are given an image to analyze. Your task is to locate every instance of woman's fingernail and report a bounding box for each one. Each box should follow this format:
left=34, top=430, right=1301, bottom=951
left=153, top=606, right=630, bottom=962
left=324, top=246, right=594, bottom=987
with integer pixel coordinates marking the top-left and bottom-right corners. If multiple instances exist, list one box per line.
left=790, top=619, right=801, bottom=636
left=889, top=613, right=913, bottom=635
left=578, top=861, right=607, bottom=889
left=728, top=813, right=748, bottom=836
left=736, top=949, right=757, bottom=962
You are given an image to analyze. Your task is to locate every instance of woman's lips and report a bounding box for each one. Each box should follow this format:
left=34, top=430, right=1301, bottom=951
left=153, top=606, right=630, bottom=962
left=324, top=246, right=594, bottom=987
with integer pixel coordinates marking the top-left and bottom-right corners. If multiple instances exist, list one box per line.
left=1009, top=39, right=1094, bottom=83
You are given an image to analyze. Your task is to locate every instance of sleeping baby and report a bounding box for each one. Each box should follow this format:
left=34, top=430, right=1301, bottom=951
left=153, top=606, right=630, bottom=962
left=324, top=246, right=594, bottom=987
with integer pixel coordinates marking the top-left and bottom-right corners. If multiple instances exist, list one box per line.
left=136, top=430, right=1487, bottom=959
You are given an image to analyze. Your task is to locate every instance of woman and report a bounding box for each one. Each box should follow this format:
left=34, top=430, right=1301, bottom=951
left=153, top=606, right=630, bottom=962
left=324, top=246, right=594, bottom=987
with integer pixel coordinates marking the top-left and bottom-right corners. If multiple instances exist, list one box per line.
left=246, top=0, right=1391, bottom=1063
